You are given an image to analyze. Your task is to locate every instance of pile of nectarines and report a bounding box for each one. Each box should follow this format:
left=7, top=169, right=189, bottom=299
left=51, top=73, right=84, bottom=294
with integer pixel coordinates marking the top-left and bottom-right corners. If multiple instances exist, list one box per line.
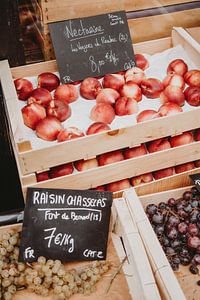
left=14, top=54, right=200, bottom=143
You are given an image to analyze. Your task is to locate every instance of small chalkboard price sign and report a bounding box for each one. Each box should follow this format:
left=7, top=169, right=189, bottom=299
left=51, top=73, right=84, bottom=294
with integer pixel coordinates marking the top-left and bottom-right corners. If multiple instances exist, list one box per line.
left=19, top=188, right=112, bottom=263
left=49, top=10, right=135, bottom=83
left=190, top=173, right=200, bottom=192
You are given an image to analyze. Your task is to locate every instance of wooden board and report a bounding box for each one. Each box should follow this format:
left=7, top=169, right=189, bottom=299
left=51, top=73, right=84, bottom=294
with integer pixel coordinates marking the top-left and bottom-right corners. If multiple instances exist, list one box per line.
left=20, top=142, right=200, bottom=198
left=39, top=0, right=200, bottom=24
left=112, top=168, right=200, bottom=199
left=187, top=27, right=200, bottom=44
left=128, top=8, right=200, bottom=43
left=126, top=186, right=200, bottom=299
left=0, top=197, right=161, bottom=300
left=38, top=2, right=200, bottom=60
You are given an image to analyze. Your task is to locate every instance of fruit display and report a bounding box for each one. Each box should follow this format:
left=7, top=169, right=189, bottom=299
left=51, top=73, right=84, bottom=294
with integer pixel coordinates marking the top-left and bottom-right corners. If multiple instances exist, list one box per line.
left=13, top=52, right=200, bottom=146
left=0, top=229, right=111, bottom=300
left=35, top=128, right=200, bottom=194
left=145, top=187, right=200, bottom=285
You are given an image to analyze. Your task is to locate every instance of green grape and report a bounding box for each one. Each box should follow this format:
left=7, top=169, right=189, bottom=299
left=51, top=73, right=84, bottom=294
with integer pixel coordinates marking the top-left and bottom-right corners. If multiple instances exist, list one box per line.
left=17, top=262, right=26, bottom=272
left=33, top=276, right=42, bottom=285
left=54, top=285, right=62, bottom=294
left=40, top=287, right=49, bottom=296
left=57, top=267, right=65, bottom=277
left=2, top=278, right=12, bottom=288
left=80, top=272, right=87, bottom=280
left=0, top=247, right=7, bottom=256
left=3, top=291, right=12, bottom=300
left=8, top=267, right=18, bottom=276
left=57, top=279, right=64, bottom=286
left=37, top=256, right=46, bottom=265
left=54, top=260, right=61, bottom=267
left=52, top=275, right=59, bottom=283
left=1, top=269, right=9, bottom=278
left=2, top=232, right=10, bottom=240
left=46, top=259, right=54, bottom=267
left=86, top=269, right=93, bottom=277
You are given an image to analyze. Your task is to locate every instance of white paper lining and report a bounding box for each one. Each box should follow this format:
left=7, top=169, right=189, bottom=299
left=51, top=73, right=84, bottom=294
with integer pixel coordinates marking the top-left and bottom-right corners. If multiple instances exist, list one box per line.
left=17, top=45, right=198, bottom=150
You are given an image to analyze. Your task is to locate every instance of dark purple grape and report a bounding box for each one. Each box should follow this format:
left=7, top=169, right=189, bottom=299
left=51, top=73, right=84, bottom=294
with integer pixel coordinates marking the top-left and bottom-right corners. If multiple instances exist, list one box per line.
left=191, top=186, right=198, bottom=195
left=158, top=202, right=167, bottom=210
left=152, top=212, right=164, bottom=224
left=197, top=280, right=200, bottom=286
left=168, top=198, right=176, bottom=207
left=190, top=211, right=199, bottom=223
left=167, top=227, right=178, bottom=240
left=183, top=204, right=192, bottom=213
left=178, top=222, right=188, bottom=234
left=180, top=256, right=191, bottom=266
left=168, top=215, right=180, bottom=226
left=155, top=224, right=165, bottom=236
left=187, top=236, right=200, bottom=249
left=183, top=191, right=192, bottom=201
left=146, top=204, right=157, bottom=216
left=189, top=264, right=199, bottom=274
left=180, top=234, right=187, bottom=243
left=191, top=199, right=199, bottom=208
left=170, top=239, right=181, bottom=249
left=172, top=256, right=181, bottom=265
left=176, top=201, right=185, bottom=211
left=178, top=209, right=188, bottom=219
left=197, top=213, right=200, bottom=222
left=165, top=247, right=175, bottom=256
left=192, top=254, right=200, bottom=265
left=160, top=236, right=170, bottom=247
left=188, top=224, right=199, bottom=236
left=179, top=247, right=190, bottom=257
left=170, top=261, right=179, bottom=271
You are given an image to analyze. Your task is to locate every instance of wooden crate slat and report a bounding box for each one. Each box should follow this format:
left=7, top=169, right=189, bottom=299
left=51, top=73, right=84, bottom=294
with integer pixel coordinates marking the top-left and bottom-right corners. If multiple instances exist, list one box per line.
left=172, top=27, right=200, bottom=68
left=128, top=8, right=200, bottom=43
left=0, top=60, right=27, bottom=144
left=17, top=112, right=200, bottom=175
left=113, top=197, right=161, bottom=300
left=134, top=167, right=200, bottom=196
left=187, top=27, right=200, bottom=44
left=21, top=141, right=200, bottom=197
left=124, top=188, right=186, bottom=300
left=39, top=0, right=200, bottom=24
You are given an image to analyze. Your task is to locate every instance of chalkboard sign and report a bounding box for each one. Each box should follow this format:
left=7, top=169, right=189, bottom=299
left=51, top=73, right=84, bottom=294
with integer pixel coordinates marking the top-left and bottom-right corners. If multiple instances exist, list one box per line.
left=190, top=173, right=200, bottom=192
left=19, top=188, right=112, bottom=262
left=49, top=11, right=135, bottom=83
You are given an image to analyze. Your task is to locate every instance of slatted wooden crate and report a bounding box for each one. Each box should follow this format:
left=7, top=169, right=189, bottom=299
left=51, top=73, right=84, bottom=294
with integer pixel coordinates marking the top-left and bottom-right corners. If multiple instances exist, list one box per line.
left=36, top=0, right=200, bottom=60
left=21, top=143, right=200, bottom=198
left=0, top=196, right=161, bottom=300
left=1, top=27, right=200, bottom=199
left=125, top=186, right=200, bottom=300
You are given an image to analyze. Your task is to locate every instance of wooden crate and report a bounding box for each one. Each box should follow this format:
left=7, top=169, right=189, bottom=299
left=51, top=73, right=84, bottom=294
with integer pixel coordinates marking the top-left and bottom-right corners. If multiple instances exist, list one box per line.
left=0, top=197, right=161, bottom=300
left=117, top=167, right=200, bottom=198
left=20, top=142, right=200, bottom=198
left=125, top=186, right=200, bottom=299
left=1, top=27, right=200, bottom=176
left=1, top=27, right=200, bottom=199
left=37, top=0, right=200, bottom=60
